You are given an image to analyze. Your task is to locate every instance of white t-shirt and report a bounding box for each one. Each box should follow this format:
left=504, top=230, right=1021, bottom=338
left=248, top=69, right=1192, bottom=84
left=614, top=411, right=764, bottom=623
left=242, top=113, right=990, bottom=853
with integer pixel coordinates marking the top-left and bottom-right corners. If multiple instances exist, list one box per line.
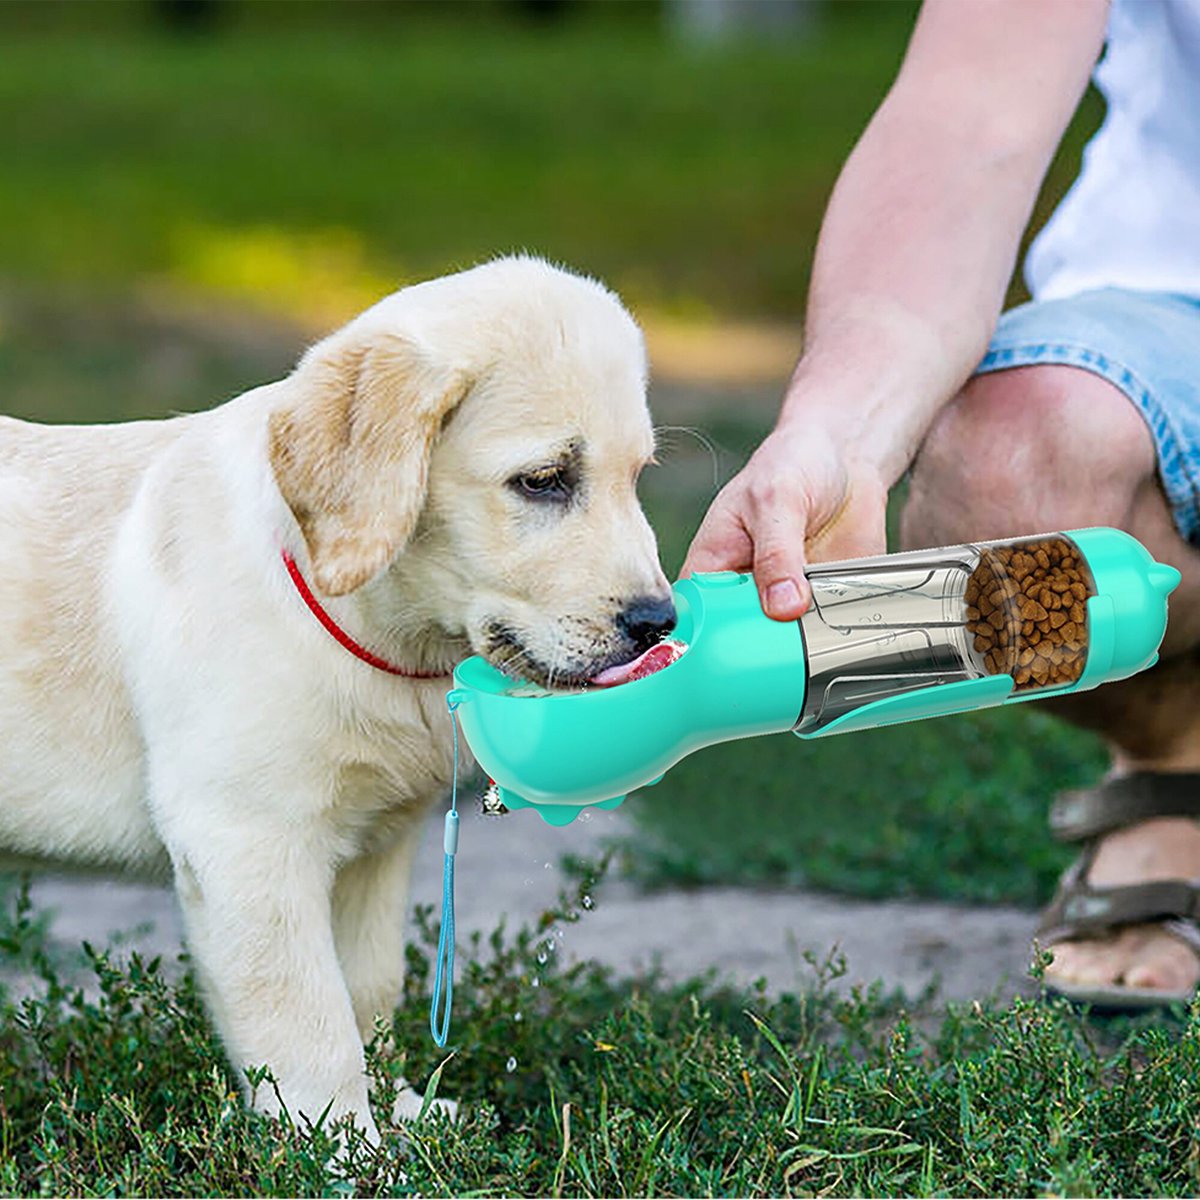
left=1025, top=0, right=1200, bottom=301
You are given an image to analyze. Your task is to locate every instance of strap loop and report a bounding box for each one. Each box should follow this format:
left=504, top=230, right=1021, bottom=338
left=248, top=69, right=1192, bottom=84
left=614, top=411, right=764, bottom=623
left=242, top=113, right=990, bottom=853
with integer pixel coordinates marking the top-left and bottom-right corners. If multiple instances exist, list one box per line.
left=430, top=693, right=463, bottom=1047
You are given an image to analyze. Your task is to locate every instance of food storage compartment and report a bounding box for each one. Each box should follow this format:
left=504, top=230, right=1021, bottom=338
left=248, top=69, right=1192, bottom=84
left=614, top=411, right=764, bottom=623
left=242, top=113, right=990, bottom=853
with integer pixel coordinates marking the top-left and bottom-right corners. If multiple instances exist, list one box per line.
left=966, top=535, right=1094, bottom=690
left=795, top=533, right=1095, bottom=735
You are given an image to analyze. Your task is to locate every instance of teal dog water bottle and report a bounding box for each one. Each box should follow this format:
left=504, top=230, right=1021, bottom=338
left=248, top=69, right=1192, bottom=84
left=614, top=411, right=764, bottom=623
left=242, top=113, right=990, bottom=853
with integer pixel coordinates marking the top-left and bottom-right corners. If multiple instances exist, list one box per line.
left=448, top=529, right=1180, bottom=825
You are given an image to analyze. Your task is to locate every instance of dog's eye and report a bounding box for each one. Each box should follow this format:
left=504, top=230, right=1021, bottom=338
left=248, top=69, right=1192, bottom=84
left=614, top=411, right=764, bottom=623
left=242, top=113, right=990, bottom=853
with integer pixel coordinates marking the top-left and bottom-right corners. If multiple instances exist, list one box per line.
left=511, top=467, right=571, bottom=502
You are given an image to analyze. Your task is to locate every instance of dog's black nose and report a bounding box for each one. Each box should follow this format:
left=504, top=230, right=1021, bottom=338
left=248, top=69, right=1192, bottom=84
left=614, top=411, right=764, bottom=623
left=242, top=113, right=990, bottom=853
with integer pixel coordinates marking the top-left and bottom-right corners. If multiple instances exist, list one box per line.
left=617, top=596, right=678, bottom=654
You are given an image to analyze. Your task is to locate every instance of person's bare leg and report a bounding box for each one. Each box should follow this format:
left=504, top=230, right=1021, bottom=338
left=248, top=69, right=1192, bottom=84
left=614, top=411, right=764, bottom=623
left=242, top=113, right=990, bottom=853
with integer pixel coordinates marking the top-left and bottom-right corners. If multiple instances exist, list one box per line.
left=902, top=364, right=1200, bottom=994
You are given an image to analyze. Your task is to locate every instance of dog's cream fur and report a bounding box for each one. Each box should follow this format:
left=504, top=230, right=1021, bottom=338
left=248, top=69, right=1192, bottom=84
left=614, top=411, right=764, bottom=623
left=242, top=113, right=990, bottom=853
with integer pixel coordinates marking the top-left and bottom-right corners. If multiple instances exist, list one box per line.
left=0, top=257, right=670, bottom=1139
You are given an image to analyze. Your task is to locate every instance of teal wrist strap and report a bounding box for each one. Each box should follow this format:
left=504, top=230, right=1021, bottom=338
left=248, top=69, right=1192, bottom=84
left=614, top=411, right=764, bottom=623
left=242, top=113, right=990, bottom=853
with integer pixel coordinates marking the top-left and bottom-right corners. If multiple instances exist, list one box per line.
left=430, top=693, right=461, bottom=1047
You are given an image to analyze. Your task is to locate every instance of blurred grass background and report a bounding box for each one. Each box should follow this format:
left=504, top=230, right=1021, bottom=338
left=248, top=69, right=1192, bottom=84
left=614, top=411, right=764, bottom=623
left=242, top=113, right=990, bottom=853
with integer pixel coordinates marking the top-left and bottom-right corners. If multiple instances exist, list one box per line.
left=0, top=0, right=1100, bottom=320
left=2, top=0, right=914, bottom=319
left=0, top=0, right=1109, bottom=906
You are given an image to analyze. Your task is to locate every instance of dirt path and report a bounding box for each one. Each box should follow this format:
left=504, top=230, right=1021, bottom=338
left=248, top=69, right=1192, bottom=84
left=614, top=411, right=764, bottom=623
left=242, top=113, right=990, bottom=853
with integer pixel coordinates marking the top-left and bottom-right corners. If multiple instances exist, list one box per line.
left=26, top=803, right=1039, bottom=1007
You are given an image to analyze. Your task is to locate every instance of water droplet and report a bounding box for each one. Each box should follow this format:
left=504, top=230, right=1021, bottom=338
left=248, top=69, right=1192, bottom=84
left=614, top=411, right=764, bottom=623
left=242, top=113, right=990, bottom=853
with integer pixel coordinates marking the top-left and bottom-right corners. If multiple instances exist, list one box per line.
left=580, top=810, right=592, bottom=822
left=513, top=1010, right=523, bottom=1022
left=582, top=894, right=594, bottom=909
left=523, top=878, right=532, bottom=887
left=506, top=1056, right=517, bottom=1073
left=543, top=862, right=551, bottom=870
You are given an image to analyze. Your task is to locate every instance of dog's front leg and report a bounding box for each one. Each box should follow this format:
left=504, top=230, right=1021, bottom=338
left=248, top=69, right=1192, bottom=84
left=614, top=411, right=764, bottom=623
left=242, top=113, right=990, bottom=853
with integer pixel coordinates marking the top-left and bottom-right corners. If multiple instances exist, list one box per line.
left=331, top=817, right=457, bottom=1123
left=332, top=827, right=423, bottom=1041
left=165, top=810, right=379, bottom=1143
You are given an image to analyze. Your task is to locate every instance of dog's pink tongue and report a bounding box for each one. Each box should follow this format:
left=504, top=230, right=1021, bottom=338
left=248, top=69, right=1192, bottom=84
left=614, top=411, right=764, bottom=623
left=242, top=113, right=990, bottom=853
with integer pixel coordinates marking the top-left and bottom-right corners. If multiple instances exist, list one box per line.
left=589, top=640, right=686, bottom=688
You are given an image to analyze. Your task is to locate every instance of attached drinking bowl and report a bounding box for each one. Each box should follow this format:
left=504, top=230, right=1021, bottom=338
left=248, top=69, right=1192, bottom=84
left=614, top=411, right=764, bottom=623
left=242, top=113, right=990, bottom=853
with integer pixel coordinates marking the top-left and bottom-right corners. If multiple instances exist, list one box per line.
left=449, top=571, right=808, bottom=824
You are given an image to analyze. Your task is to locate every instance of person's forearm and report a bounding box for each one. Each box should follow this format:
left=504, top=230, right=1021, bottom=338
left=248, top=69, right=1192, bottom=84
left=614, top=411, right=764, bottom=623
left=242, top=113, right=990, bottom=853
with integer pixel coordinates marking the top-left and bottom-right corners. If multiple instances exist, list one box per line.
left=780, top=0, right=1108, bottom=484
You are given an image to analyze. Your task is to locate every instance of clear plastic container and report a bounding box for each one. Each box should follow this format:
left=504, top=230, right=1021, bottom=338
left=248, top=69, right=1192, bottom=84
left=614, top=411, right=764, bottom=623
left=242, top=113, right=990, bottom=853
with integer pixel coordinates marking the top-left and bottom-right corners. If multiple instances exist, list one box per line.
left=794, top=534, right=1095, bottom=735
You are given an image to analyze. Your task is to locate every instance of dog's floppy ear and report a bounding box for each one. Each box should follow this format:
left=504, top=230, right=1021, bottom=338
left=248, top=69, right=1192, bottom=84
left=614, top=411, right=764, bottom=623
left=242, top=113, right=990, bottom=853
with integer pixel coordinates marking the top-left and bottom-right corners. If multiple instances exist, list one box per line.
left=268, top=331, right=471, bottom=596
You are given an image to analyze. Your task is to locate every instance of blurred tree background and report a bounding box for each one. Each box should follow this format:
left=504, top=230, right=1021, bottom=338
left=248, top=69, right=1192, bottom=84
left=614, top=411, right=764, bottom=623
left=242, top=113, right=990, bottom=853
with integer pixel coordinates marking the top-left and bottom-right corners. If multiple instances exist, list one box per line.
left=0, top=0, right=1108, bottom=902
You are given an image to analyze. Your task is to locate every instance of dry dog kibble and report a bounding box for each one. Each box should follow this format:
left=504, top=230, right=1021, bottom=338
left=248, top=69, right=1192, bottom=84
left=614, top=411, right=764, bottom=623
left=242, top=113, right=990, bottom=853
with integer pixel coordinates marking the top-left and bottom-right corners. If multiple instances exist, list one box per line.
left=963, top=536, right=1095, bottom=692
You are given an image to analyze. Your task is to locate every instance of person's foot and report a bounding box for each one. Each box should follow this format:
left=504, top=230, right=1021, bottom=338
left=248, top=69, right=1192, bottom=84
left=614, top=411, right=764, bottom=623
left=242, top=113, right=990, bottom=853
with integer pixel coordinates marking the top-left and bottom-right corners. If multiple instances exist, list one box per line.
left=1044, top=816, right=1200, bottom=993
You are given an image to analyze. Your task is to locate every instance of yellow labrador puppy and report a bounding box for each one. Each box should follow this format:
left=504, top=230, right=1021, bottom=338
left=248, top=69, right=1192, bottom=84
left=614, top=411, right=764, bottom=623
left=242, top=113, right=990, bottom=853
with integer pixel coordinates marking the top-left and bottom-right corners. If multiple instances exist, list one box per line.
left=0, top=256, right=673, bottom=1140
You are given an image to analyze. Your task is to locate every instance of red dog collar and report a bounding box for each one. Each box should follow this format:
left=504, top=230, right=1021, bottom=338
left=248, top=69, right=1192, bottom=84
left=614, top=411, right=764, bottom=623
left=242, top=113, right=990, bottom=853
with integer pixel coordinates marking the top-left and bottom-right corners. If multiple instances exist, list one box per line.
left=281, top=550, right=452, bottom=679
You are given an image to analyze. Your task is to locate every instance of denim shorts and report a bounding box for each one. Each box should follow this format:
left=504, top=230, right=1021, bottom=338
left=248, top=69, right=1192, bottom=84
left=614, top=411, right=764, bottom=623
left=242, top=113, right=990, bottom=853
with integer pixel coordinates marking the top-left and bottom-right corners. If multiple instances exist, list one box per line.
left=975, top=288, right=1200, bottom=547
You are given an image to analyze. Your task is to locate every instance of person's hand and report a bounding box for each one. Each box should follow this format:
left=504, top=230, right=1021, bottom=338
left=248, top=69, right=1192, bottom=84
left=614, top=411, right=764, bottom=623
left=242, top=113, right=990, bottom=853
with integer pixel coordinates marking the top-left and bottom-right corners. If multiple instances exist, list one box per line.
left=680, top=422, right=890, bottom=620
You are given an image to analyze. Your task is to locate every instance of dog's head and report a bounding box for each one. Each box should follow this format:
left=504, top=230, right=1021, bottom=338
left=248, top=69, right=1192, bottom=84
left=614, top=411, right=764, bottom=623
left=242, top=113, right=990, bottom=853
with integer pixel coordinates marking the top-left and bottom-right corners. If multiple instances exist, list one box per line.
left=269, top=256, right=673, bottom=687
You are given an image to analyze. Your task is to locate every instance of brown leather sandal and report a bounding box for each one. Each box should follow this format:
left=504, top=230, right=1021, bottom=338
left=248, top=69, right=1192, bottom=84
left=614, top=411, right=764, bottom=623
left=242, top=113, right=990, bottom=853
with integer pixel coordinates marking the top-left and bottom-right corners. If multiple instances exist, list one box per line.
left=1038, top=772, right=1200, bottom=1010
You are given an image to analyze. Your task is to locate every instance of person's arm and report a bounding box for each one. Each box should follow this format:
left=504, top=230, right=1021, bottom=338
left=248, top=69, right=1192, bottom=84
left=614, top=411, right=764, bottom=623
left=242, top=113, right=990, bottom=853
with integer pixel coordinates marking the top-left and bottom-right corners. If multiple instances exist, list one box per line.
left=682, top=0, right=1109, bottom=619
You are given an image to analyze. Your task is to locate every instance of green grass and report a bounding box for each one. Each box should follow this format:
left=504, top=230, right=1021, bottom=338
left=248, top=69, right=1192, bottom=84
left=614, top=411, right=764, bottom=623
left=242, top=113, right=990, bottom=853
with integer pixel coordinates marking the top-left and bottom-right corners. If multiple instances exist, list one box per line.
left=0, top=284, right=299, bottom=424
left=0, top=5, right=1099, bottom=320
left=1, top=870, right=1198, bottom=1198
left=619, top=704, right=1103, bottom=905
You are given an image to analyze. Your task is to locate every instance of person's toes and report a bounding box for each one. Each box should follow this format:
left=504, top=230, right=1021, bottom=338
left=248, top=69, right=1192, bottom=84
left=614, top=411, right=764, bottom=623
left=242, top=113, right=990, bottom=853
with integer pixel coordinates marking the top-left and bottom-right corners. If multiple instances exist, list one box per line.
left=1121, top=930, right=1199, bottom=992
left=1044, top=936, right=1123, bottom=986
left=1043, top=940, right=1086, bottom=981
left=1048, top=926, right=1200, bottom=993
left=1043, top=941, right=1082, bottom=979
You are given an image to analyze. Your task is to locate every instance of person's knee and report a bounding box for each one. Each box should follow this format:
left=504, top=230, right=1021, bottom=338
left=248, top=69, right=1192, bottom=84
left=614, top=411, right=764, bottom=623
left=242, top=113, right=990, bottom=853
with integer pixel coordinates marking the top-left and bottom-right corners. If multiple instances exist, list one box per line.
left=901, top=364, right=1157, bottom=549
